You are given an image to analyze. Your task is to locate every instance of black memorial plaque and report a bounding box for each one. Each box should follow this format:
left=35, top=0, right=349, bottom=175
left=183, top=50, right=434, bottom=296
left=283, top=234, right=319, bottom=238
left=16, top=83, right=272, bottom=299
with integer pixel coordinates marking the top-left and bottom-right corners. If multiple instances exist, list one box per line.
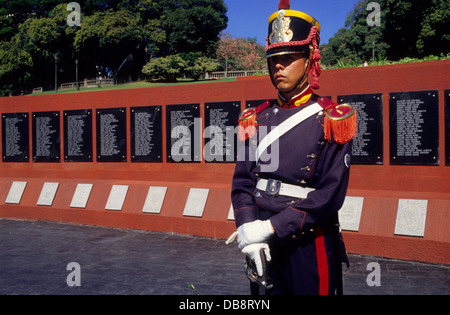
left=445, top=89, right=450, bottom=166
left=338, top=93, right=383, bottom=164
left=63, top=110, right=93, bottom=162
left=96, top=107, right=127, bottom=162
left=204, top=101, right=241, bottom=163
left=166, top=104, right=200, bottom=163
left=2, top=113, right=29, bottom=162
left=32, top=111, right=60, bottom=162
left=130, top=106, right=163, bottom=163
left=389, top=90, right=439, bottom=165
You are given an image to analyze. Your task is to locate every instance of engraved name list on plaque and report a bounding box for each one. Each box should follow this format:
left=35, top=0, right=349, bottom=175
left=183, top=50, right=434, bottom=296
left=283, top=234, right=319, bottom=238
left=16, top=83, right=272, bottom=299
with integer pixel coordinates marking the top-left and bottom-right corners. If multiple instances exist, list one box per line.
left=96, top=107, right=127, bottom=162
left=2, top=113, right=29, bottom=162
left=389, top=90, right=439, bottom=165
left=130, top=106, right=163, bottom=162
left=338, top=93, right=383, bottom=164
left=32, top=111, right=60, bottom=162
left=166, top=104, right=200, bottom=163
left=63, top=109, right=93, bottom=162
left=204, top=101, right=240, bottom=163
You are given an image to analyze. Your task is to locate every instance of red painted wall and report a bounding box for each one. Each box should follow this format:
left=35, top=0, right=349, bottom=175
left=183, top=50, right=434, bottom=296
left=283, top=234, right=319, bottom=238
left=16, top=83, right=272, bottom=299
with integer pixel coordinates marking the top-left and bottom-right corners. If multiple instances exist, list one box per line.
left=0, top=60, right=449, bottom=264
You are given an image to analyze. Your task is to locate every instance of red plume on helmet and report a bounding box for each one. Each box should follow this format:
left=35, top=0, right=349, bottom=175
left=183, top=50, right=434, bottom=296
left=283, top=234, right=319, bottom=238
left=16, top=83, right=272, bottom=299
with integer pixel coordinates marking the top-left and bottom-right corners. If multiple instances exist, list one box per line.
left=278, top=0, right=290, bottom=10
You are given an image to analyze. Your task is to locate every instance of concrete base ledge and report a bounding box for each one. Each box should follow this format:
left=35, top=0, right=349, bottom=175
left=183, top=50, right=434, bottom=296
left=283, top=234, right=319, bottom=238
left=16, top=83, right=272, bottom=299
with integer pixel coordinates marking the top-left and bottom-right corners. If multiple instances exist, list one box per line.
left=0, top=178, right=448, bottom=265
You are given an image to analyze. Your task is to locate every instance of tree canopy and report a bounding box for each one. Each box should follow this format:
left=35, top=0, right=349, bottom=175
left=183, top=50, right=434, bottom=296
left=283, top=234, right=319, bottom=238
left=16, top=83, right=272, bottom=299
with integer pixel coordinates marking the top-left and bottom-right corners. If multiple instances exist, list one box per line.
left=0, top=0, right=228, bottom=95
left=321, top=0, right=450, bottom=66
left=216, top=33, right=266, bottom=72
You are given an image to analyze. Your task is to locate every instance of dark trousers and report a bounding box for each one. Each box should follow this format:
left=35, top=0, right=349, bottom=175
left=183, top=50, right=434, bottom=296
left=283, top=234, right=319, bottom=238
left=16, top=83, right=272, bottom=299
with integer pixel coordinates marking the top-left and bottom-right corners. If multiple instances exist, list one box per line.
left=252, top=208, right=346, bottom=295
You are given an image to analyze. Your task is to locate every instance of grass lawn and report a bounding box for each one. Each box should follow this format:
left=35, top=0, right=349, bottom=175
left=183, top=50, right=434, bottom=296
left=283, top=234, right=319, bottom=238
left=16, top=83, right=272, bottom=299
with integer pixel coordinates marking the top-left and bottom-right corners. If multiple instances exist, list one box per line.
left=32, top=78, right=237, bottom=96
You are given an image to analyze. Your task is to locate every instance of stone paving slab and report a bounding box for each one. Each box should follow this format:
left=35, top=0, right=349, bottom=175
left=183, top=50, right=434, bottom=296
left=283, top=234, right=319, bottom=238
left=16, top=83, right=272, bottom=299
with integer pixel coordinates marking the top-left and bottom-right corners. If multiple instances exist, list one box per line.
left=0, top=219, right=448, bottom=295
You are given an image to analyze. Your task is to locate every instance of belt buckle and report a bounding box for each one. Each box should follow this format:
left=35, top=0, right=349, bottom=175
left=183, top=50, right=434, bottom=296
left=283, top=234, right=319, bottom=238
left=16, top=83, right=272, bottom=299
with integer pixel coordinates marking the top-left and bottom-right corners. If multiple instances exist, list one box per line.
left=266, top=178, right=281, bottom=197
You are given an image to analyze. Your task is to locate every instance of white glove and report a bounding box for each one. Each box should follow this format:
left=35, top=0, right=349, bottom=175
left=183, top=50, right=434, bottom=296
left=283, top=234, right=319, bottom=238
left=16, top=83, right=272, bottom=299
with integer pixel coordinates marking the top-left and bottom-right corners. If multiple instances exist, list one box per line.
left=237, top=220, right=274, bottom=250
left=242, top=243, right=272, bottom=277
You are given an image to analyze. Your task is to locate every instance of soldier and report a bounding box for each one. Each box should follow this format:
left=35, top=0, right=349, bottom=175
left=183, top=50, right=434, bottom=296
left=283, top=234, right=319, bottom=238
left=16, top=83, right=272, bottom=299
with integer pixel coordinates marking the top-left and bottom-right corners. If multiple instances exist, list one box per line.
left=230, top=0, right=357, bottom=295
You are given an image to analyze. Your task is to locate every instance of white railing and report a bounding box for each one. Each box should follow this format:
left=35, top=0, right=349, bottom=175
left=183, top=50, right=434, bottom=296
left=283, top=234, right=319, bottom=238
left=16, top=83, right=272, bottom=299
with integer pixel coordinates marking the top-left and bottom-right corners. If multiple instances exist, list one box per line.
left=60, top=79, right=114, bottom=90
left=207, top=70, right=260, bottom=79
left=32, top=87, right=43, bottom=94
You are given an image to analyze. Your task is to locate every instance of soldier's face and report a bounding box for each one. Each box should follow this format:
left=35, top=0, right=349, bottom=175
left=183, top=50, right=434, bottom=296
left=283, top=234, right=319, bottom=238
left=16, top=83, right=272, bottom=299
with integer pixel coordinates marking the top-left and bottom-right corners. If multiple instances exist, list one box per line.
left=269, top=53, right=308, bottom=96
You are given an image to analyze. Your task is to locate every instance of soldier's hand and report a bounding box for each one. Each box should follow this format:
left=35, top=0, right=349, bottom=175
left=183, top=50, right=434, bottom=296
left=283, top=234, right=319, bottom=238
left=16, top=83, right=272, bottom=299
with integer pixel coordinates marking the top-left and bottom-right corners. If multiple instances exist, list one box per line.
left=241, top=243, right=271, bottom=277
left=237, top=220, right=274, bottom=249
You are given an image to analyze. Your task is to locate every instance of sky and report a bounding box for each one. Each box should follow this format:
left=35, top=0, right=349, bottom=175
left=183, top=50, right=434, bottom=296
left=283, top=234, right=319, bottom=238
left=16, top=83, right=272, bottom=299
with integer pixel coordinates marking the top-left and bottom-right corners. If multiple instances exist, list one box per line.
left=223, top=0, right=360, bottom=45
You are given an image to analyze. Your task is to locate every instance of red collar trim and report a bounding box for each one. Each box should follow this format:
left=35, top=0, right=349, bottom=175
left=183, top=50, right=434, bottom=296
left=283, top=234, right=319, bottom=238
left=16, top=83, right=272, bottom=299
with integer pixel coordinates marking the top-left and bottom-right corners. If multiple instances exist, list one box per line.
left=277, top=86, right=314, bottom=109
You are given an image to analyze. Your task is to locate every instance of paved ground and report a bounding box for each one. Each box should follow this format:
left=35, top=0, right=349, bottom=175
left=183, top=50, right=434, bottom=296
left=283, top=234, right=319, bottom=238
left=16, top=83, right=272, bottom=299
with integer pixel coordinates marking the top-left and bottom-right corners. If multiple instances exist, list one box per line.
left=0, top=218, right=448, bottom=295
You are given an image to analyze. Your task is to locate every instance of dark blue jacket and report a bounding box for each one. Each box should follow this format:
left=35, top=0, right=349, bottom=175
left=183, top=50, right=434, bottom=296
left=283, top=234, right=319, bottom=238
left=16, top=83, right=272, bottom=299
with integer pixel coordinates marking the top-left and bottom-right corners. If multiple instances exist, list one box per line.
left=231, top=95, right=352, bottom=241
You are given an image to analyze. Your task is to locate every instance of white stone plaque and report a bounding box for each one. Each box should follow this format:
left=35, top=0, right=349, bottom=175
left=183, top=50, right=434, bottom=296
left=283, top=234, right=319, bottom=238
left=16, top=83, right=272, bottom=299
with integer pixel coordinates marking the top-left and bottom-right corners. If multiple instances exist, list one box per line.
left=394, top=199, right=428, bottom=237
left=227, top=204, right=235, bottom=221
left=183, top=188, right=209, bottom=217
left=5, top=181, right=27, bottom=204
left=338, top=196, right=364, bottom=231
left=70, top=184, right=93, bottom=208
left=37, top=182, right=59, bottom=206
left=142, top=186, right=167, bottom=214
left=105, top=185, right=129, bottom=211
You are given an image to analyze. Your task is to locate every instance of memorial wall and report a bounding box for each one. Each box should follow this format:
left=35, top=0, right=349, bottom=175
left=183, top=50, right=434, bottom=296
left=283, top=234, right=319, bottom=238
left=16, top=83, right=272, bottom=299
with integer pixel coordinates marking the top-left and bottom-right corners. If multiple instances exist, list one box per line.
left=0, top=60, right=449, bottom=264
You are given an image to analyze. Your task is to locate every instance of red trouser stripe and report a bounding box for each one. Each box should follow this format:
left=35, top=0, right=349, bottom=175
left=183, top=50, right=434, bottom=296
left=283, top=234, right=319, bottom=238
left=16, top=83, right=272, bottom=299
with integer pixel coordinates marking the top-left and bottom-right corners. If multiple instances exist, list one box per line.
left=315, top=228, right=329, bottom=295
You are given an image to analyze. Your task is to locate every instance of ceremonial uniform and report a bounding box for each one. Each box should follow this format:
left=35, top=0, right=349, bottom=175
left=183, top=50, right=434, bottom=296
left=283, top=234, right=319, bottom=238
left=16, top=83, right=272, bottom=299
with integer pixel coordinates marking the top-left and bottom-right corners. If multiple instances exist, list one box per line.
left=230, top=0, right=357, bottom=295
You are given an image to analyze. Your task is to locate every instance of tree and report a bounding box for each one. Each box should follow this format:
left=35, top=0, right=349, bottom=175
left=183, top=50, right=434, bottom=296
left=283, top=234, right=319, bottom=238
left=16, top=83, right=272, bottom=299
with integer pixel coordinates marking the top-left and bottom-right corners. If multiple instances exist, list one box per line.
left=179, top=52, right=220, bottom=80
left=385, top=0, right=450, bottom=59
left=0, top=0, right=63, bottom=40
left=141, top=52, right=219, bottom=81
left=187, top=56, right=220, bottom=80
left=0, top=0, right=228, bottom=95
left=0, top=36, right=33, bottom=95
left=161, top=0, right=228, bottom=57
left=0, top=3, right=72, bottom=94
left=321, top=0, right=450, bottom=66
left=216, top=33, right=266, bottom=71
left=321, top=0, right=389, bottom=66
left=73, top=9, right=144, bottom=80
left=142, top=54, right=187, bottom=81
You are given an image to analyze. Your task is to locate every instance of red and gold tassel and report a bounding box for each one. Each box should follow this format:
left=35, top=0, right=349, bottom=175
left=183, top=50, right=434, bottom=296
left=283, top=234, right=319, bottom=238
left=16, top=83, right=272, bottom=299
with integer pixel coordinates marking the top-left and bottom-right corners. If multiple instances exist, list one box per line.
left=238, top=108, right=257, bottom=142
left=324, top=104, right=357, bottom=144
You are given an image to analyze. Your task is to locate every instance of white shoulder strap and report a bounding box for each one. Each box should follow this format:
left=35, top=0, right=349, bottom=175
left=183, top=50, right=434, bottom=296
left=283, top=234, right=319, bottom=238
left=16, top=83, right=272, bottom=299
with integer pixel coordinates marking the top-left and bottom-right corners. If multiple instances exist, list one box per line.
left=255, top=102, right=323, bottom=163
